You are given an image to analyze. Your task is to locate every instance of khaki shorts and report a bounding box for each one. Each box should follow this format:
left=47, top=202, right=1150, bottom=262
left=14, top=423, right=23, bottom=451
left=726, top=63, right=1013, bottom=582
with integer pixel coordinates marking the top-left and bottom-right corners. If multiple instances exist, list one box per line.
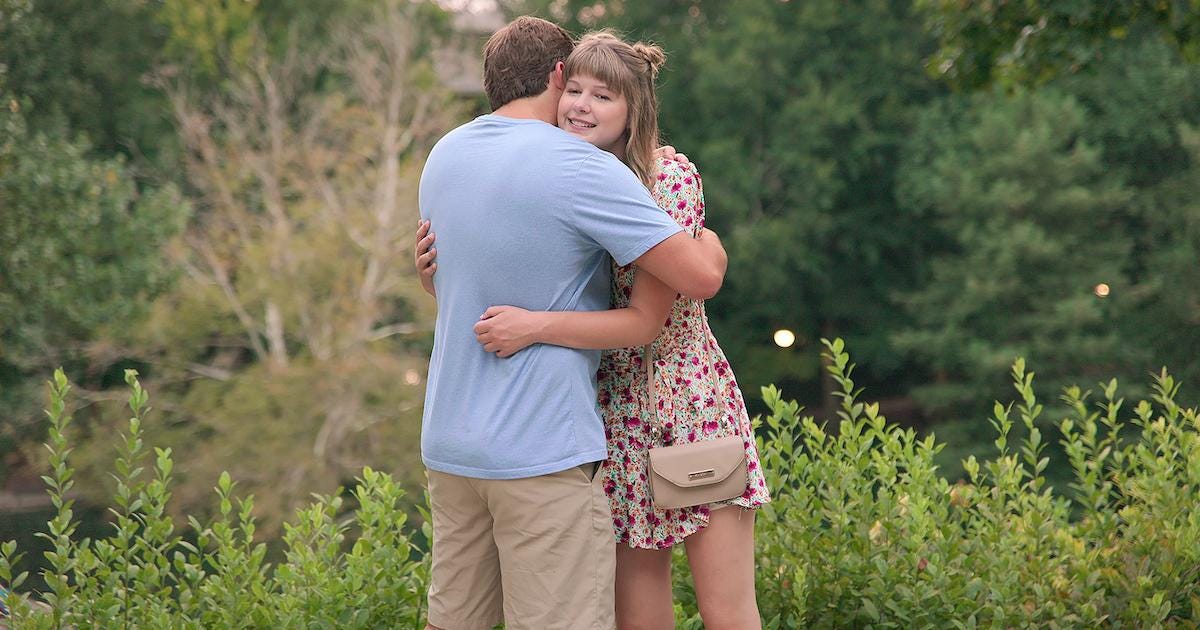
left=426, top=464, right=615, bottom=630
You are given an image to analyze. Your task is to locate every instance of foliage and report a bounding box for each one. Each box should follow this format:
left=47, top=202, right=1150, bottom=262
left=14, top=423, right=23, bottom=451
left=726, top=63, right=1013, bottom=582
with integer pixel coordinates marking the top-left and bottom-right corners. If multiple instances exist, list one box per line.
left=894, top=87, right=1136, bottom=414
left=155, top=0, right=408, bottom=86
left=56, top=0, right=464, bottom=534
left=0, top=0, right=175, bottom=166
left=730, top=340, right=1198, bottom=626
left=895, top=32, right=1200, bottom=417
left=918, top=0, right=1200, bottom=89
left=4, top=342, right=1199, bottom=627
left=0, top=369, right=430, bottom=629
left=1055, top=36, right=1200, bottom=393
left=0, top=93, right=187, bottom=478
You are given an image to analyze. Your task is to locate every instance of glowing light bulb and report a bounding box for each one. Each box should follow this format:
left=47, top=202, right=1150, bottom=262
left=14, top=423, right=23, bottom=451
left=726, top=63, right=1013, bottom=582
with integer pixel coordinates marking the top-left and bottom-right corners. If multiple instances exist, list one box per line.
left=1094, top=283, right=1110, bottom=298
left=773, top=329, right=796, bottom=348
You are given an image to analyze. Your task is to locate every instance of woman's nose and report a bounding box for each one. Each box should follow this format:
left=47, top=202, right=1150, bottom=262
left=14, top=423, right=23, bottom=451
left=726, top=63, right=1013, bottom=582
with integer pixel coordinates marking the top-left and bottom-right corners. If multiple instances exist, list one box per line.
left=572, top=96, right=590, bottom=112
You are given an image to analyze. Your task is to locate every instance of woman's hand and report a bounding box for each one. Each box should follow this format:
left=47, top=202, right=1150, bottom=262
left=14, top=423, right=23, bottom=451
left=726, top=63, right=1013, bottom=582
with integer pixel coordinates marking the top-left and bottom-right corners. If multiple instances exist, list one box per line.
left=653, top=145, right=690, bottom=166
left=415, top=220, right=437, bottom=297
left=473, top=306, right=546, bottom=358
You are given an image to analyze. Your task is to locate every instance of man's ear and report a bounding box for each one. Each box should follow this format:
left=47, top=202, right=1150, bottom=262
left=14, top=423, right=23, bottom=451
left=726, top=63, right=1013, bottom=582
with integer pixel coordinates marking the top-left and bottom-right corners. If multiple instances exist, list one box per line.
left=550, top=61, right=566, bottom=90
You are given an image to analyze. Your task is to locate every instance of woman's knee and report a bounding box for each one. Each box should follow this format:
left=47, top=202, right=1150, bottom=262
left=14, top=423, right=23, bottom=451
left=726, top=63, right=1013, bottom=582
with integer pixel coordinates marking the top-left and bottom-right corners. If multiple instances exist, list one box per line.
left=696, top=594, right=761, bottom=630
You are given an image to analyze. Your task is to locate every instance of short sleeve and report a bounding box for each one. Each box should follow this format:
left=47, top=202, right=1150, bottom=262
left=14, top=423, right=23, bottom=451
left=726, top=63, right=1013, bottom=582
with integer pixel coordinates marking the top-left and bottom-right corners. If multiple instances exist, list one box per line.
left=652, top=159, right=705, bottom=237
left=570, top=152, right=683, bottom=266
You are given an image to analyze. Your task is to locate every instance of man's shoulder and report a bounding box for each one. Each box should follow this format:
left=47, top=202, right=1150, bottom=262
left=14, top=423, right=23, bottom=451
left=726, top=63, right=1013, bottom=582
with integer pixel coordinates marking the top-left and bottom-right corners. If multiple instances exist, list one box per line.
left=429, top=116, right=601, bottom=165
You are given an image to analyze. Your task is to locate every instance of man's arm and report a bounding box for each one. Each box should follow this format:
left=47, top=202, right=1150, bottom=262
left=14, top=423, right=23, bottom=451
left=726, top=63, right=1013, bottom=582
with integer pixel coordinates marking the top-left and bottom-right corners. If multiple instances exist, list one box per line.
left=633, top=228, right=727, bottom=300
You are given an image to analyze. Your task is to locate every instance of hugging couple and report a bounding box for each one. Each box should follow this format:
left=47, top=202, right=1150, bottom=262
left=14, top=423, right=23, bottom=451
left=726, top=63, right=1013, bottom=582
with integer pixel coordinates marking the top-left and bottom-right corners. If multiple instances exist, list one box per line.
left=415, top=15, right=770, bottom=630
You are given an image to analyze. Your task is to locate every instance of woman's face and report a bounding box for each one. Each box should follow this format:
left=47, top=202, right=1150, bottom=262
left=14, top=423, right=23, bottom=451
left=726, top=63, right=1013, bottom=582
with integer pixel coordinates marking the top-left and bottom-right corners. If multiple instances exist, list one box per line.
left=557, top=73, right=629, bottom=157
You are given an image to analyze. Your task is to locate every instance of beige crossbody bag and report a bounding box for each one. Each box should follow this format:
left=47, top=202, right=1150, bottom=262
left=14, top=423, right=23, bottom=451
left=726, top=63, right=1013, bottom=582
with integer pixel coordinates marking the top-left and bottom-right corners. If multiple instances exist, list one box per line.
left=644, top=344, right=748, bottom=510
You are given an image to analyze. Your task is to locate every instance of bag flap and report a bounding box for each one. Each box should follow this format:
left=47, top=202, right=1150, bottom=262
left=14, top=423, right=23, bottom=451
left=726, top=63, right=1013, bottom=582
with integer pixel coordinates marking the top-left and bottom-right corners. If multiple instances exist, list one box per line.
left=649, top=435, right=745, bottom=488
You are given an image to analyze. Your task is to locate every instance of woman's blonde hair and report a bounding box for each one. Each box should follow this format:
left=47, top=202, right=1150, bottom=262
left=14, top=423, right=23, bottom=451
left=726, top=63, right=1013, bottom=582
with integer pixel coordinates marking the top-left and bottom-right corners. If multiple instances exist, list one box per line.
left=563, top=31, right=665, bottom=188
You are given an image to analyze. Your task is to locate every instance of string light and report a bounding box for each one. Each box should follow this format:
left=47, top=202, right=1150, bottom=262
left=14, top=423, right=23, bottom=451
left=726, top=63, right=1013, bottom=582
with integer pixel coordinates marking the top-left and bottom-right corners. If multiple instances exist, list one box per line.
left=773, top=329, right=796, bottom=348
left=1094, top=283, right=1110, bottom=298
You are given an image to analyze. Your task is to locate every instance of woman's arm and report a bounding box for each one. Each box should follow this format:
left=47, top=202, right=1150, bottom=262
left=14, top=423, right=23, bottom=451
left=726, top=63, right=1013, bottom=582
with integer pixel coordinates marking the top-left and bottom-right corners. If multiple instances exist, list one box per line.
left=632, top=160, right=724, bottom=299
left=474, top=270, right=677, bottom=358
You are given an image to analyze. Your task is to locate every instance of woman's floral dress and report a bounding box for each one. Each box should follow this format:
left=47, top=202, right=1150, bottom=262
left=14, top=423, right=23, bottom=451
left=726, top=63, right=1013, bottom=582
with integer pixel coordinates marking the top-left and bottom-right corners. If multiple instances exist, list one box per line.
left=597, top=158, right=771, bottom=550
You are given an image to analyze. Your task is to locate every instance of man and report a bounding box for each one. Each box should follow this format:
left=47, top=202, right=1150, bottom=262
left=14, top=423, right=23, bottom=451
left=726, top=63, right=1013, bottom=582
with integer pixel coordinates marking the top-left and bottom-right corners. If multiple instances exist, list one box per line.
left=417, top=16, right=727, bottom=630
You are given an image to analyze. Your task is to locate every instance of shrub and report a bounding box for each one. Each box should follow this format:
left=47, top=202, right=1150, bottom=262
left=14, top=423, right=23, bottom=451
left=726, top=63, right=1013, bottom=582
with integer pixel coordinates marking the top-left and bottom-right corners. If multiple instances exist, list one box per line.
left=734, top=339, right=1199, bottom=627
left=2, top=341, right=1198, bottom=627
left=0, top=370, right=429, bottom=628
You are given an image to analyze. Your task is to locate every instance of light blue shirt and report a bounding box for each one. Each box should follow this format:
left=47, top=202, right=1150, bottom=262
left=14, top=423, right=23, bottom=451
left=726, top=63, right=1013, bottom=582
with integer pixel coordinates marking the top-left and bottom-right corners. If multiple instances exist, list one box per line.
left=418, top=114, right=683, bottom=479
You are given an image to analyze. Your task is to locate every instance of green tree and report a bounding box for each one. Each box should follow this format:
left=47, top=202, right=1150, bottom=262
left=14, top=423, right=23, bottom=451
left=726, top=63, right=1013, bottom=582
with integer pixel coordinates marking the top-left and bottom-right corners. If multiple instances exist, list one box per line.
left=0, top=0, right=176, bottom=169
left=0, top=94, right=187, bottom=479
left=910, top=27, right=1200, bottom=409
left=1057, top=36, right=1200, bottom=393
left=894, top=88, right=1137, bottom=413
left=67, top=1, right=463, bottom=531
left=918, top=0, right=1200, bottom=89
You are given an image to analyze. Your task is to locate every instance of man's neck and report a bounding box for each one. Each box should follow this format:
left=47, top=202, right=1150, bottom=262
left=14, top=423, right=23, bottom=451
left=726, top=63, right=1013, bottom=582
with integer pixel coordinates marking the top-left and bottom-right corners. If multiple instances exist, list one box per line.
left=493, top=95, right=557, bottom=126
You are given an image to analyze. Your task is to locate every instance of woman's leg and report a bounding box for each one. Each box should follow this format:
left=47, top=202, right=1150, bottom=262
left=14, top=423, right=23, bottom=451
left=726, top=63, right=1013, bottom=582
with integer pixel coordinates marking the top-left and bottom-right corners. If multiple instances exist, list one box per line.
left=615, top=544, right=675, bottom=630
left=683, top=508, right=761, bottom=630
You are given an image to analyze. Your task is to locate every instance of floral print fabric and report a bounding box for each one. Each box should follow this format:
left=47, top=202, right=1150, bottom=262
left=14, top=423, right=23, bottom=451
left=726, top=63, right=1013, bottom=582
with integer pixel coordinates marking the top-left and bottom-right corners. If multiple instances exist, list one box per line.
left=597, top=159, right=771, bottom=550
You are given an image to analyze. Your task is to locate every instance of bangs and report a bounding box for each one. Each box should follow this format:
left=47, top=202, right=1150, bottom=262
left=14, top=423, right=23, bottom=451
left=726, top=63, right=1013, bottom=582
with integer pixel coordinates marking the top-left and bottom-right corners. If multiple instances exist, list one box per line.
left=564, top=40, right=636, bottom=96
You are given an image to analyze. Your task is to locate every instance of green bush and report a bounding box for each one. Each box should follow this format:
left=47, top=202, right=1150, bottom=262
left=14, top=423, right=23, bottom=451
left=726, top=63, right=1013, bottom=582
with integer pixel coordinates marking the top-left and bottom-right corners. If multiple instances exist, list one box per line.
left=0, top=370, right=430, bottom=629
left=739, top=340, right=1199, bottom=628
left=3, top=341, right=1198, bottom=627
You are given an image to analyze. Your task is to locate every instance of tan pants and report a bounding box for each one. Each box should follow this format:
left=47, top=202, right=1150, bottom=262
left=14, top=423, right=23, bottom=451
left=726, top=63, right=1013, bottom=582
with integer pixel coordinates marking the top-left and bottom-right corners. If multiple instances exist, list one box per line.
left=426, top=464, right=615, bottom=630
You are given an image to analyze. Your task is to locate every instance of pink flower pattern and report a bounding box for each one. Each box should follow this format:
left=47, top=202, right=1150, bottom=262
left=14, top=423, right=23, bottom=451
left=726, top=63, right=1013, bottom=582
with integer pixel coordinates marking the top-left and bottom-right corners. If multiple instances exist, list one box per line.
left=597, top=159, right=771, bottom=550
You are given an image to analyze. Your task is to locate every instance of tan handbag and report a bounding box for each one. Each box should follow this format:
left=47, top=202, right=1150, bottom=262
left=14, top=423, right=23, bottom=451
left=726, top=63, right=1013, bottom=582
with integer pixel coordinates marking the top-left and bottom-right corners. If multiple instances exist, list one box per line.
left=645, top=345, right=748, bottom=510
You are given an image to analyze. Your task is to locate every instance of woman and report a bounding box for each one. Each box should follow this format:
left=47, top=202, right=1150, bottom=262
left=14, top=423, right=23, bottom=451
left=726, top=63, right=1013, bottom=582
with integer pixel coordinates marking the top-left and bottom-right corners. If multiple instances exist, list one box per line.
left=417, top=32, right=769, bottom=629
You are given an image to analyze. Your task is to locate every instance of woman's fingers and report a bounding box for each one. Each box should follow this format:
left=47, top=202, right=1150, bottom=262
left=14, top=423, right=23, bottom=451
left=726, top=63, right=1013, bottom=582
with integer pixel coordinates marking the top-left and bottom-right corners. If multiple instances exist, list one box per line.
left=414, top=221, right=435, bottom=270
left=417, top=246, right=437, bottom=269
left=417, top=232, right=435, bottom=253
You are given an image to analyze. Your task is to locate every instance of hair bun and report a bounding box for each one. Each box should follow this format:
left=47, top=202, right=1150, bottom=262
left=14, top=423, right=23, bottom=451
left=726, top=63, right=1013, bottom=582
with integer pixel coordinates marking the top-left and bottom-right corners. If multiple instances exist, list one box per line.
left=632, top=42, right=666, bottom=78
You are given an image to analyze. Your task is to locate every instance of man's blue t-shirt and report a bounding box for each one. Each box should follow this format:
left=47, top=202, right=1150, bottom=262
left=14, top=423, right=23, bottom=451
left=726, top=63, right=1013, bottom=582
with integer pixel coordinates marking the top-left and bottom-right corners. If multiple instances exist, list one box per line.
left=418, top=114, right=683, bottom=479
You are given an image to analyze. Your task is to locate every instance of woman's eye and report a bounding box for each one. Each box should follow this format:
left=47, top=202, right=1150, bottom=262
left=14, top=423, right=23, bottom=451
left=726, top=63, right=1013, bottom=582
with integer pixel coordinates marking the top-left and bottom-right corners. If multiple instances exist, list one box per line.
left=597, top=94, right=611, bottom=101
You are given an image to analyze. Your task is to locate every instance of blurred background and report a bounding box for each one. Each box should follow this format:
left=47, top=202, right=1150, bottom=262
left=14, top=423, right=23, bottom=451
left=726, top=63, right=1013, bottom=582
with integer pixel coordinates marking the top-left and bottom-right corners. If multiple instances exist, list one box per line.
left=2, top=0, right=1198, bottom=579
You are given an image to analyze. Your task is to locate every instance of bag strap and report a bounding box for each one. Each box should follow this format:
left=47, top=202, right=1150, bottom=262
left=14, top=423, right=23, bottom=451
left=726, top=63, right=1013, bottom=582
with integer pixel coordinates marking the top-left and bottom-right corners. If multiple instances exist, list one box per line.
left=643, top=339, right=728, bottom=438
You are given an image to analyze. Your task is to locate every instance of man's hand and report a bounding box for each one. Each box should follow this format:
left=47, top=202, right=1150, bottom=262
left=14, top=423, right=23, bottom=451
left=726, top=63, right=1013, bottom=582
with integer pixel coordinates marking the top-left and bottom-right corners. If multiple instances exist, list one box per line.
left=415, top=220, right=437, bottom=297
left=473, top=306, right=544, bottom=358
left=653, top=145, right=690, bottom=166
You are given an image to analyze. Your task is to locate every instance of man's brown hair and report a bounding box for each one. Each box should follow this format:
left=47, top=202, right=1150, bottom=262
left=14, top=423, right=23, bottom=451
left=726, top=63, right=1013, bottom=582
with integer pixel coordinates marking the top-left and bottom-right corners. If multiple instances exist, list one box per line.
left=483, top=16, right=575, bottom=110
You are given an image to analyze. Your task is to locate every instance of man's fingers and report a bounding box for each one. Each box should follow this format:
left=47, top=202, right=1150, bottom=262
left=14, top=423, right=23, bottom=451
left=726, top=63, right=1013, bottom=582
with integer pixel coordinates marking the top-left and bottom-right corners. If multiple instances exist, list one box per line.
left=416, top=220, right=430, bottom=239
left=421, top=262, right=437, bottom=277
left=481, top=305, right=510, bottom=319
